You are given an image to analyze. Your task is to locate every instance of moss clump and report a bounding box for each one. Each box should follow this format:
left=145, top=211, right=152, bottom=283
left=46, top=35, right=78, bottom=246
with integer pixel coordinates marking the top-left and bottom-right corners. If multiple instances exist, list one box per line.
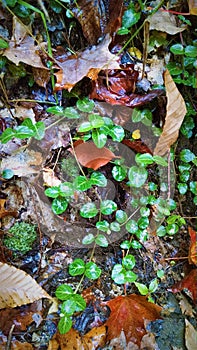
left=3, top=222, right=37, bottom=254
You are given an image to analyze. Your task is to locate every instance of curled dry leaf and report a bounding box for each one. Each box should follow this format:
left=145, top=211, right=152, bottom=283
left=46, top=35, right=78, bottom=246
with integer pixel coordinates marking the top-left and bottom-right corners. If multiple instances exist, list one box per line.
left=54, top=34, right=120, bottom=91
left=154, top=69, right=187, bottom=156
left=105, top=294, right=162, bottom=346
left=74, top=141, right=120, bottom=170
left=147, top=11, right=186, bottom=35
left=188, top=226, right=197, bottom=265
left=0, top=262, right=51, bottom=309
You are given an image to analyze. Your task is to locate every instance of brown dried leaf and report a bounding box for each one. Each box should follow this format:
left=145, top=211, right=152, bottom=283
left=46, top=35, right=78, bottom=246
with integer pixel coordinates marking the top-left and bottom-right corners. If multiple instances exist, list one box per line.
left=105, top=294, right=162, bottom=346
left=168, top=269, right=197, bottom=304
left=154, top=70, right=187, bottom=156
left=185, top=319, right=197, bottom=350
left=0, top=262, right=51, bottom=309
left=74, top=141, right=120, bottom=170
left=54, top=34, right=120, bottom=91
left=3, top=17, right=47, bottom=69
left=0, top=199, right=18, bottom=219
left=148, top=11, right=186, bottom=35
left=0, top=339, right=33, bottom=350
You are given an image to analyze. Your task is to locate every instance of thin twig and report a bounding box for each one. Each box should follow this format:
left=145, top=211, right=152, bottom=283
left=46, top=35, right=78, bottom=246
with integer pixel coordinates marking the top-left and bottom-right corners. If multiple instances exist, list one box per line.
left=6, top=325, right=15, bottom=350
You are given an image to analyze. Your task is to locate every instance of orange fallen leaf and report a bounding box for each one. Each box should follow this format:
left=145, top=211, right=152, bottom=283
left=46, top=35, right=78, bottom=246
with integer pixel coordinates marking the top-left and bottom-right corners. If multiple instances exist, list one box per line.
left=188, top=226, right=197, bottom=265
left=168, top=269, right=197, bottom=304
left=74, top=141, right=120, bottom=170
left=105, top=294, right=162, bottom=346
left=154, top=69, right=187, bottom=156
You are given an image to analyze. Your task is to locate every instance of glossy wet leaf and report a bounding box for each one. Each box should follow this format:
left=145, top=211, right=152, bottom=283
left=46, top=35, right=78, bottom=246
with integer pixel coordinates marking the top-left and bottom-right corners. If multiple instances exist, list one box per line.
left=69, top=259, right=85, bottom=276
left=72, top=294, right=86, bottom=312
left=100, top=200, right=117, bottom=215
left=122, top=255, right=136, bottom=270
left=90, top=172, right=107, bottom=187
left=180, top=149, right=195, bottom=162
left=112, top=165, right=127, bottom=181
left=92, top=129, right=107, bottom=148
left=135, top=153, right=154, bottom=166
left=96, top=220, right=110, bottom=232
left=116, top=210, right=128, bottom=224
left=55, top=284, right=73, bottom=301
left=126, top=219, right=138, bottom=234
left=128, top=166, right=148, bottom=188
left=134, top=282, right=149, bottom=295
left=80, top=202, right=98, bottom=218
left=82, top=233, right=95, bottom=245
left=95, top=234, right=108, bottom=247
left=110, top=221, right=121, bottom=232
left=188, top=226, right=197, bottom=265
left=58, top=315, right=72, bottom=334
left=74, top=176, right=92, bottom=191
left=85, top=262, right=101, bottom=279
left=52, top=197, right=68, bottom=214
left=61, top=299, right=76, bottom=315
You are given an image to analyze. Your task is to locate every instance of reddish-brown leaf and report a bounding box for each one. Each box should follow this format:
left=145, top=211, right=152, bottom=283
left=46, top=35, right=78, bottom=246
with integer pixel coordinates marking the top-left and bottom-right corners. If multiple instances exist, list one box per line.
left=74, top=141, right=120, bottom=170
left=122, top=139, right=153, bottom=155
left=168, top=269, right=197, bottom=304
left=105, top=294, right=162, bottom=346
left=188, top=226, right=197, bottom=265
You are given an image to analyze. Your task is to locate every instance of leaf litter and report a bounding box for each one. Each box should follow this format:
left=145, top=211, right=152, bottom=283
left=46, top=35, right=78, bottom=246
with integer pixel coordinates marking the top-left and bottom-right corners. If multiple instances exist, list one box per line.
left=0, top=0, right=196, bottom=349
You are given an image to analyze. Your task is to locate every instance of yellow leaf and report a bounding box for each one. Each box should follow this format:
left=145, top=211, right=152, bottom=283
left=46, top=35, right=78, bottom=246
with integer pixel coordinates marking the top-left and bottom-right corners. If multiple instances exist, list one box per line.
left=132, top=129, right=141, bottom=140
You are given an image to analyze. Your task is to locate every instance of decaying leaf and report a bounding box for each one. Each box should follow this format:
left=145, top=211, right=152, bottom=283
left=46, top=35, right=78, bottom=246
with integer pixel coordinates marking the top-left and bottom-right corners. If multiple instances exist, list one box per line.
left=0, top=199, right=18, bottom=219
left=154, top=69, right=187, bottom=156
left=54, top=34, right=120, bottom=91
left=105, top=294, right=162, bottom=345
left=0, top=338, right=33, bottom=350
left=3, top=16, right=47, bottom=69
left=0, top=262, right=51, bottom=309
left=48, top=326, right=106, bottom=350
left=188, top=0, right=197, bottom=15
left=1, top=149, right=43, bottom=177
left=74, top=141, right=120, bottom=170
left=43, top=168, right=61, bottom=187
left=147, top=11, right=186, bottom=35
left=168, top=269, right=197, bottom=304
left=122, top=139, right=153, bottom=155
left=185, top=319, right=197, bottom=350
left=188, top=226, right=197, bottom=265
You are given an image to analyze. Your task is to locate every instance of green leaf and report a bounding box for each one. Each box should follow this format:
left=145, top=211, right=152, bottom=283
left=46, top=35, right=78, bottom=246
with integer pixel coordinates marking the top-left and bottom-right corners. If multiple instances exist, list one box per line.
left=156, top=225, right=166, bottom=237
left=179, top=170, right=190, bottom=182
left=0, top=38, right=9, bottom=49
left=122, top=254, right=136, bottom=270
left=88, top=114, right=104, bottom=128
left=55, top=284, right=73, bottom=300
left=0, top=128, right=16, bottom=143
left=131, top=240, right=142, bottom=249
left=45, top=187, right=60, bottom=198
left=122, top=6, right=140, bottom=29
left=112, top=165, right=127, bottom=181
left=177, top=182, right=188, bottom=194
left=63, top=107, right=80, bottom=119
left=190, top=181, right=197, bottom=195
left=96, top=220, right=110, bottom=232
left=167, top=62, right=182, bottom=75
left=108, top=125, right=125, bottom=142
left=124, top=270, right=137, bottom=283
left=153, top=155, right=168, bottom=166
left=46, top=106, right=64, bottom=115
left=90, top=172, right=107, bottom=187
left=52, top=197, right=68, bottom=214
left=135, top=153, right=154, bottom=166
left=110, top=221, right=120, bottom=232
left=1, top=169, right=14, bottom=179
left=138, top=217, right=149, bottom=229
left=15, top=125, right=35, bottom=139
left=134, top=282, right=149, bottom=295
left=92, top=129, right=107, bottom=148
left=128, top=166, right=148, bottom=188
left=85, top=262, right=101, bottom=279
left=58, top=315, right=72, bottom=334
left=80, top=202, right=98, bottom=218
left=140, top=207, right=150, bottom=217
left=185, top=45, right=197, bottom=57
left=61, top=299, right=76, bottom=315
left=126, top=219, right=138, bottom=233
left=111, top=264, right=125, bottom=284
left=78, top=121, right=92, bottom=132
left=95, top=234, right=108, bottom=247
left=166, top=223, right=179, bottom=235
left=69, top=258, right=85, bottom=276
left=72, top=294, right=86, bottom=311
left=33, top=121, right=45, bottom=140
left=149, top=278, right=159, bottom=293
left=132, top=108, right=144, bottom=122
left=100, top=200, right=117, bottom=215
left=120, top=240, right=132, bottom=249
left=77, top=97, right=94, bottom=112
left=59, top=182, right=74, bottom=197
left=170, top=44, right=185, bottom=55
left=116, top=210, right=128, bottom=224
left=82, top=233, right=95, bottom=245
left=180, top=149, right=195, bottom=162
left=74, top=176, right=92, bottom=191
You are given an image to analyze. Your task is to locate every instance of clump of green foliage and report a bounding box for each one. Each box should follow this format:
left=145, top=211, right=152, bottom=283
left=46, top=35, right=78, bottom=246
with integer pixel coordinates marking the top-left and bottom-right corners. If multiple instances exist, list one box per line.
left=3, top=222, right=37, bottom=254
